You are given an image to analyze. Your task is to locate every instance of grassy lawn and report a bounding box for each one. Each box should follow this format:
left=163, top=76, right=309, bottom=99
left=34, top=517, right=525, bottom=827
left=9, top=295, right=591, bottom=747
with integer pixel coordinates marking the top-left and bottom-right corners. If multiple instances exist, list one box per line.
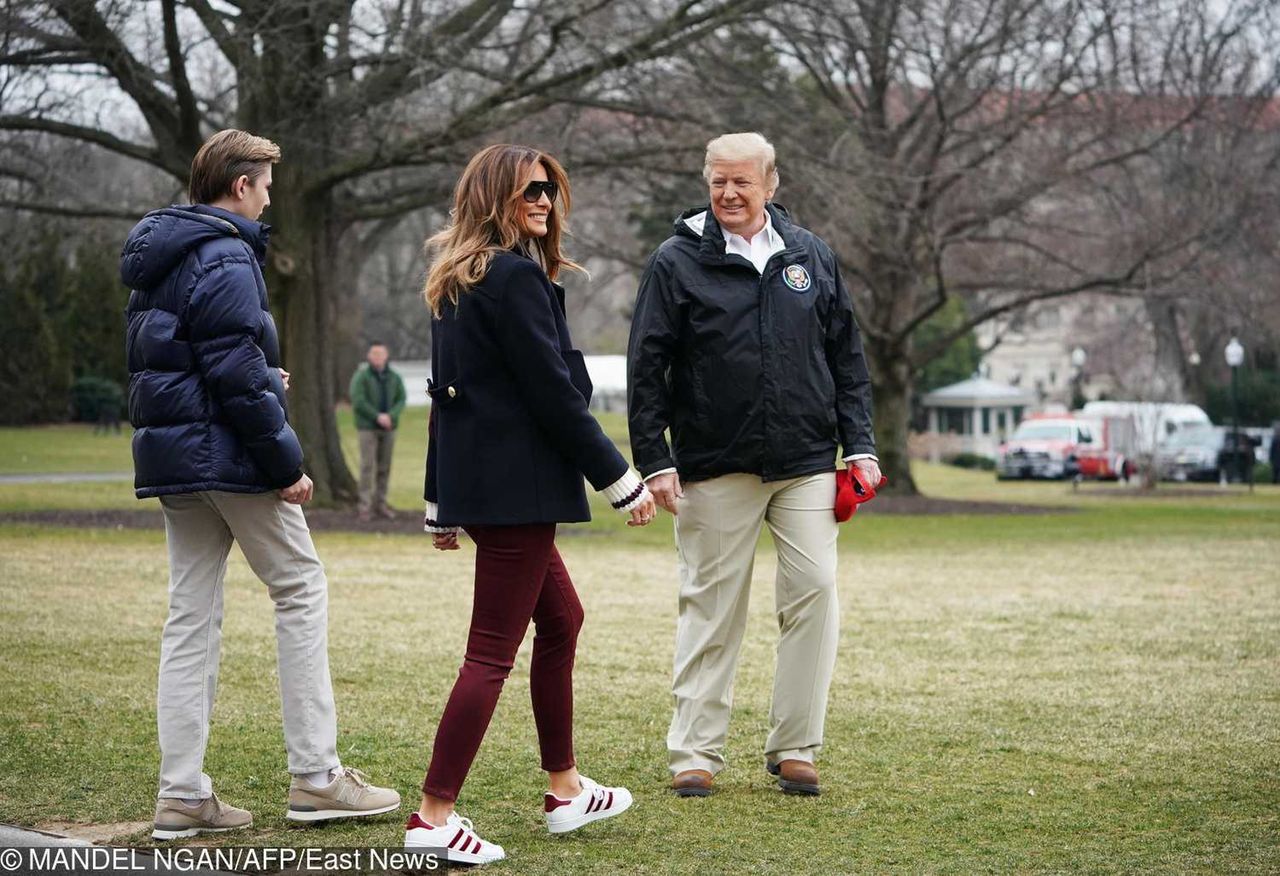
left=0, top=415, right=1277, bottom=872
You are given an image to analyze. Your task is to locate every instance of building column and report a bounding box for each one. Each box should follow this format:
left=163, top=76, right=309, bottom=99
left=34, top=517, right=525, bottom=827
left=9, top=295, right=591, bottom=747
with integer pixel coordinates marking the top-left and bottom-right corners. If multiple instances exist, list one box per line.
left=928, top=407, right=940, bottom=464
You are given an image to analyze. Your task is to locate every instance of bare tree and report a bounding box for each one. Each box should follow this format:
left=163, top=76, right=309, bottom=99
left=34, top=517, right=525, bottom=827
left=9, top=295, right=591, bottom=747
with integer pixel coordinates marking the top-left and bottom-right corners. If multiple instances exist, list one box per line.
left=670, top=0, right=1279, bottom=492
left=0, top=0, right=762, bottom=502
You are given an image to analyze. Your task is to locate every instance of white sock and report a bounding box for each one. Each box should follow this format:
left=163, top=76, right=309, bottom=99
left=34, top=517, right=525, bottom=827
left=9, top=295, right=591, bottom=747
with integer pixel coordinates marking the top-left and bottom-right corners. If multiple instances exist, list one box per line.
left=178, top=798, right=205, bottom=808
left=303, top=768, right=337, bottom=788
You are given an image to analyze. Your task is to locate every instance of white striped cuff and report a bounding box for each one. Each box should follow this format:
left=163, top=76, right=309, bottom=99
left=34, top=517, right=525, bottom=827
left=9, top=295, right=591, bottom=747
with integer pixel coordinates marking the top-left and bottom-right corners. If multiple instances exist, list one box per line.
left=601, top=469, right=649, bottom=514
left=423, top=502, right=458, bottom=535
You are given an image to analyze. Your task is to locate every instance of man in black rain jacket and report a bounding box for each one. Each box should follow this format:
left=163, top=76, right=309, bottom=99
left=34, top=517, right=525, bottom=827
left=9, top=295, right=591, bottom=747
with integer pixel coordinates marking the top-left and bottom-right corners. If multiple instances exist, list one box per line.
left=627, top=132, right=879, bottom=798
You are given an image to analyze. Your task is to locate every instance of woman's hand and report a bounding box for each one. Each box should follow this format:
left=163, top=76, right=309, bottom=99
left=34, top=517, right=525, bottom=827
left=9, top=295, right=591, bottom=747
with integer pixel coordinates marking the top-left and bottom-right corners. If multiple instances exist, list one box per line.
left=627, top=493, right=658, bottom=527
left=432, top=531, right=460, bottom=550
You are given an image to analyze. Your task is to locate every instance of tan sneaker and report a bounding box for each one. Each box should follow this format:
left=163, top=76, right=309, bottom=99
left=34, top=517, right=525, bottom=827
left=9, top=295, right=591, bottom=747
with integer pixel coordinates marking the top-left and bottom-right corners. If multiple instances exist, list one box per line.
left=286, top=766, right=401, bottom=822
left=152, top=793, right=252, bottom=840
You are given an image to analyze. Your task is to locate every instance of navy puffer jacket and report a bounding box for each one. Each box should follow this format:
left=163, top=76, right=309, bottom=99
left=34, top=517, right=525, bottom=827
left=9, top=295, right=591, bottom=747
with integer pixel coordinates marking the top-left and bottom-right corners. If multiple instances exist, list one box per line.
left=121, top=204, right=303, bottom=498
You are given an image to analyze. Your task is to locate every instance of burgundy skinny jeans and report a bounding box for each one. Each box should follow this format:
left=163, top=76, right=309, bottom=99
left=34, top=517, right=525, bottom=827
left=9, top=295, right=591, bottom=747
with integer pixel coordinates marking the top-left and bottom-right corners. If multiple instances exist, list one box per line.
left=422, top=523, right=584, bottom=801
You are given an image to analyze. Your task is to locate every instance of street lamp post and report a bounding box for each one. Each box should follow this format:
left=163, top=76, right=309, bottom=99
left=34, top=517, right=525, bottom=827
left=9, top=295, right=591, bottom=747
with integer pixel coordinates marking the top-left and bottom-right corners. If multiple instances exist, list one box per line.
left=1070, top=347, right=1087, bottom=409
left=1224, top=337, right=1247, bottom=489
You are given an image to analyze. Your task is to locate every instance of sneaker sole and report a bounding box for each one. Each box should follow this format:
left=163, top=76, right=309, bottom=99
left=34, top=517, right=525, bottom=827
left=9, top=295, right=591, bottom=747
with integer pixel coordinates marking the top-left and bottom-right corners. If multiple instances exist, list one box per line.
left=286, top=801, right=401, bottom=822
left=546, top=794, right=634, bottom=834
left=152, top=823, right=250, bottom=841
left=406, top=840, right=505, bottom=865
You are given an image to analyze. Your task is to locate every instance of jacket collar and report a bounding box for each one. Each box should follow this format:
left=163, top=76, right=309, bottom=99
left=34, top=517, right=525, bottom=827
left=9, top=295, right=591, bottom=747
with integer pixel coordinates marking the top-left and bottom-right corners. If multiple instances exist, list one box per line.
left=675, top=203, right=806, bottom=269
left=506, top=242, right=567, bottom=314
left=189, top=204, right=272, bottom=264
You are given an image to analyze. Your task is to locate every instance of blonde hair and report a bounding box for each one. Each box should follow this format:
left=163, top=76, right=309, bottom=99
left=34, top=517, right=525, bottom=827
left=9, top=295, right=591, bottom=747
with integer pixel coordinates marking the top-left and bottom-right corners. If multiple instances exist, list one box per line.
left=423, top=144, right=584, bottom=317
left=189, top=129, right=281, bottom=204
left=703, top=132, right=779, bottom=190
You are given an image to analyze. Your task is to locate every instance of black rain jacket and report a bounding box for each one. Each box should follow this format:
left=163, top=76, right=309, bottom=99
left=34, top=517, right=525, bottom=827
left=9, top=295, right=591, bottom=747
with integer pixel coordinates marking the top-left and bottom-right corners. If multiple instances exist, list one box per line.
left=626, top=203, right=874, bottom=483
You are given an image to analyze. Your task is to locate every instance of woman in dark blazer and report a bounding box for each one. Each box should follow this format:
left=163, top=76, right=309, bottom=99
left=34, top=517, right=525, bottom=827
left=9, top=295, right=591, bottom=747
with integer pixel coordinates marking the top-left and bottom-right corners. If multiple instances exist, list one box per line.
left=405, top=144, right=655, bottom=863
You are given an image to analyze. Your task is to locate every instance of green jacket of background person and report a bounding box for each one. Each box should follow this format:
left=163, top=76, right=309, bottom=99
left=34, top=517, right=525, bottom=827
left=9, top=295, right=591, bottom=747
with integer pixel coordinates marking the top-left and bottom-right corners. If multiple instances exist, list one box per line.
left=349, top=361, right=407, bottom=431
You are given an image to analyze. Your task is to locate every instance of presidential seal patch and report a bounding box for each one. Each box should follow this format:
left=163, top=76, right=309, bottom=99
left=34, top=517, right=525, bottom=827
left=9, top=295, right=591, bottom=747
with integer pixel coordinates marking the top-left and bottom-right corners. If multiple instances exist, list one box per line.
left=783, top=264, right=811, bottom=292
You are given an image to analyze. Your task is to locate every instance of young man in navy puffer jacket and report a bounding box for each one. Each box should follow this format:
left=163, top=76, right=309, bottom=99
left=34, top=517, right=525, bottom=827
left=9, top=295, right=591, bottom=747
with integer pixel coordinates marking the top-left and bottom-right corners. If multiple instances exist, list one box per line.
left=122, top=129, right=399, bottom=840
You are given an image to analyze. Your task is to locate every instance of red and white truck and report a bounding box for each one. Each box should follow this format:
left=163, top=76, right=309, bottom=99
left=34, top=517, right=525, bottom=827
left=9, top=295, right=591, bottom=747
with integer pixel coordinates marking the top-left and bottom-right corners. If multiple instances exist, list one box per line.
left=995, top=412, right=1137, bottom=481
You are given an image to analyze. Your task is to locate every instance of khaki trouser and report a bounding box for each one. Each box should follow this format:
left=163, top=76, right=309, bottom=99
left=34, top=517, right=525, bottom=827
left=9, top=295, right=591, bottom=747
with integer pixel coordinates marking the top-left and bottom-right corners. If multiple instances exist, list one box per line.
left=667, top=471, right=839, bottom=776
left=357, top=428, right=395, bottom=512
left=156, top=491, right=339, bottom=799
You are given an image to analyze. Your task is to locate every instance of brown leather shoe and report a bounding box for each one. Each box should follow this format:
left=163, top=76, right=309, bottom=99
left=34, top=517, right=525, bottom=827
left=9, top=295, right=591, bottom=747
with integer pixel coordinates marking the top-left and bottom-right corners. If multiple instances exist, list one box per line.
left=768, top=759, right=820, bottom=796
left=671, top=769, right=714, bottom=797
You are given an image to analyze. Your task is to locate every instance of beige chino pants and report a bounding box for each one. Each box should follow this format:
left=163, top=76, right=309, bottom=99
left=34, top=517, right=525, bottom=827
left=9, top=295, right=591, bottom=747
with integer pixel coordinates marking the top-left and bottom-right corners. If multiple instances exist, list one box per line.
left=667, top=471, right=839, bottom=776
left=156, top=491, right=339, bottom=799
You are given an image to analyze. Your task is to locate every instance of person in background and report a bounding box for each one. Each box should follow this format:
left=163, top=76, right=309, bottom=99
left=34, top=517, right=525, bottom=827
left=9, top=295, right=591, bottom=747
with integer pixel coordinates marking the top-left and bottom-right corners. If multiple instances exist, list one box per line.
left=121, top=129, right=400, bottom=841
left=1269, top=421, right=1280, bottom=484
left=350, top=341, right=406, bottom=521
left=407, top=143, right=656, bottom=864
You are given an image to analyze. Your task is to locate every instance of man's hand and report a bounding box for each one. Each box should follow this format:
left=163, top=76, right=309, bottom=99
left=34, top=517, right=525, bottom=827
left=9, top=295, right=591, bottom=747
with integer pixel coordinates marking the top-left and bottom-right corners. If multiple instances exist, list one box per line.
left=376, top=413, right=393, bottom=430
left=627, top=493, right=658, bottom=527
left=279, top=474, right=313, bottom=504
left=432, top=531, right=460, bottom=550
left=849, top=458, right=883, bottom=489
left=647, top=472, right=683, bottom=515
left=278, top=368, right=290, bottom=391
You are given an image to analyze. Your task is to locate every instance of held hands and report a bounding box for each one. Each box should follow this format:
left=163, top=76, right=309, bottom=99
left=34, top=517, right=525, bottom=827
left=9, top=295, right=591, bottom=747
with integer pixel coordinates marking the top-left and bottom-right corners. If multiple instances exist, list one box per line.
left=278, top=368, right=291, bottom=391
left=278, top=473, right=313, bottom=504
left=627, top=491, right=658, bottom=527
left=376, top=413, right=393, bottom=430
left=646, top=472, right=683, bottom=516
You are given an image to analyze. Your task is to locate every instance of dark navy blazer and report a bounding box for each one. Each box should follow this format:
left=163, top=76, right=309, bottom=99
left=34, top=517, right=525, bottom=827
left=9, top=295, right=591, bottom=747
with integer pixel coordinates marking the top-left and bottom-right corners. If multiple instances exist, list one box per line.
left=424, top=250, right=628, bottom=525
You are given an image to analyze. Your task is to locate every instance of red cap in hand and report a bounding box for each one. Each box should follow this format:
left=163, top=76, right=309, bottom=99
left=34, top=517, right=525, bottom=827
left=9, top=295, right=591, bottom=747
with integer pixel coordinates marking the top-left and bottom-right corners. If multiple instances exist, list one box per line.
left=835, top=468, right=888, bottom=522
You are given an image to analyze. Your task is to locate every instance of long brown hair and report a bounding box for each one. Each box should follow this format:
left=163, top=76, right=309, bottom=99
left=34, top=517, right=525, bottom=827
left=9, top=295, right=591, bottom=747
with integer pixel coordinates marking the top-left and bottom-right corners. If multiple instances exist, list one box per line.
left=423, top=144, right=584, bottom=317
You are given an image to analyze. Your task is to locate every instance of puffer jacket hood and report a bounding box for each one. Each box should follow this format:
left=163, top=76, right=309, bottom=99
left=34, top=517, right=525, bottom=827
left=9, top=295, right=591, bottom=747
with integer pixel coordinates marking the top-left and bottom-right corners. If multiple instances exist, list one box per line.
left=120, top=205, right=270, bottom=290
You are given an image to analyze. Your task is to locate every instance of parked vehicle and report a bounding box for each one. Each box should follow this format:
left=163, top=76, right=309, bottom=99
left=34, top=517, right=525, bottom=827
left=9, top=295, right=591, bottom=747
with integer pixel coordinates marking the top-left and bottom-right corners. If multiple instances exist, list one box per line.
left=1080, top=401, right=1210, bottom=454
left=996, top=414, right=1135, bottom=480
left=1156, top=426, right=1260, bottom=482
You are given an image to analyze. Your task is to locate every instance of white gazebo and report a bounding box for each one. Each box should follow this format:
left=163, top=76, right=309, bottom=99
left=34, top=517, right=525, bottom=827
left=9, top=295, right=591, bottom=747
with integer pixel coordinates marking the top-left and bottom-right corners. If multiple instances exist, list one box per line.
left=920, top=376, right=1037, bottom=461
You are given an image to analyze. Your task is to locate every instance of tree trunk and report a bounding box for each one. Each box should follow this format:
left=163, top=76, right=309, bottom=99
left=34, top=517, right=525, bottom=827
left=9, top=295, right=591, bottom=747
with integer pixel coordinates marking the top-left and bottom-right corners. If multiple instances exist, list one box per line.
left=240, top=8, right=359, bottom=506
left=1145, top=297, right=1188, bottom=403
left=265, top=179, right=359, bottom=505
left=866, top=342, right=920, bottom=495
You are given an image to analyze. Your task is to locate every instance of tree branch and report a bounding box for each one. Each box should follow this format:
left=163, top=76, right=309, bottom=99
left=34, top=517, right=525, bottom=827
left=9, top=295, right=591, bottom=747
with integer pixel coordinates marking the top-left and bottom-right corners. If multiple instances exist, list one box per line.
left=0, top=115, right=181, bottom=177
left=0, top=197, right=144, bottom=221
left=162, top=0, right=203, bottom=147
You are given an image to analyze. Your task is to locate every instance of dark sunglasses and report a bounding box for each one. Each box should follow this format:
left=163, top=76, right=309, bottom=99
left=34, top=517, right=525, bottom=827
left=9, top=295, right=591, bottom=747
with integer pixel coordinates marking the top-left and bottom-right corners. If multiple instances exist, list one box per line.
left=522, top=180, right=558, bottom=203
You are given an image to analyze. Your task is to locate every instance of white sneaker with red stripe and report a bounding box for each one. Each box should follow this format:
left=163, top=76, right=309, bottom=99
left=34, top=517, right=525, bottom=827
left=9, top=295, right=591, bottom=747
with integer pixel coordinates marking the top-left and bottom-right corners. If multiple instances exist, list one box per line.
left=544, top=775, right=633, bottom=834
left=404, top=811, right=505, bottom=864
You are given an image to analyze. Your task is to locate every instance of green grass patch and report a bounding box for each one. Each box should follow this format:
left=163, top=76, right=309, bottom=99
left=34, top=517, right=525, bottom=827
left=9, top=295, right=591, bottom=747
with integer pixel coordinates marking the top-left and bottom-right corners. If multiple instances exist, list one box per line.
left=0, top=423, right=133, bottom=475
left=1, top=498, right=1278, bottom=871
left=1, top=411, right=1278, bottom=871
